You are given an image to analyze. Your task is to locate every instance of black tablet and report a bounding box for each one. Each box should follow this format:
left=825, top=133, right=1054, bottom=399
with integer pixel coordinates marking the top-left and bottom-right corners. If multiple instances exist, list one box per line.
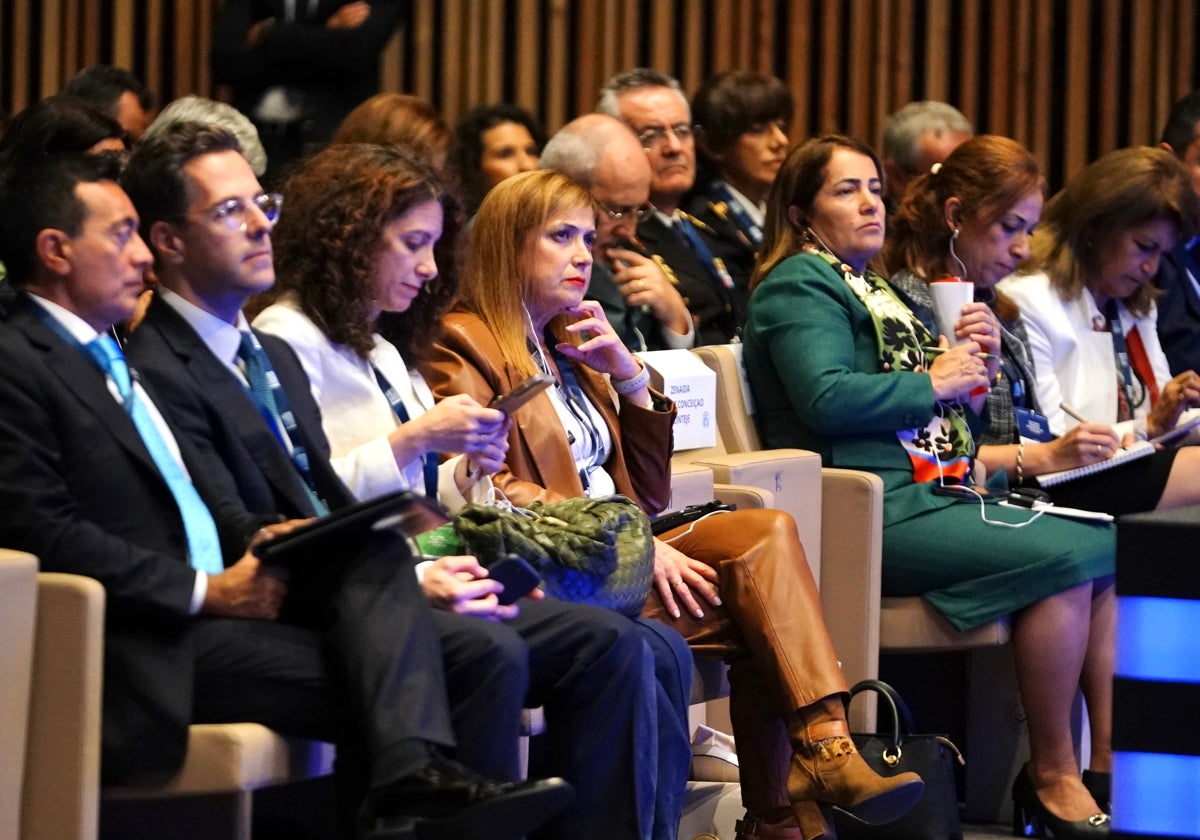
left=253, top=490, right=451, bottom=567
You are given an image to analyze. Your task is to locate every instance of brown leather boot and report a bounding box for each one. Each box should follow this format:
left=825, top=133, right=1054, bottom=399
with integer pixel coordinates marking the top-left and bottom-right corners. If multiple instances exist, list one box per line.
left=735, top=801, right=834, bottom=840
left=787, top=696, right=925, bottom=825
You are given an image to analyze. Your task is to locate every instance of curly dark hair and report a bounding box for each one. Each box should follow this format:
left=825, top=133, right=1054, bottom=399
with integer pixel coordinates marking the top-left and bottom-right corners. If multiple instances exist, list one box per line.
left=259, top=143, right=464, bottom=362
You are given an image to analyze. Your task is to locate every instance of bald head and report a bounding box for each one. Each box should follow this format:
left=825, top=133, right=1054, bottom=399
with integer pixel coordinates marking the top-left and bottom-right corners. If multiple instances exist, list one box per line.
left=541, top=114, right=651, bottom=262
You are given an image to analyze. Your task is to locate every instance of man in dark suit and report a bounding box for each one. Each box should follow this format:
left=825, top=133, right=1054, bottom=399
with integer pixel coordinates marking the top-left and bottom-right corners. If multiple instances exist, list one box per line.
left=1153, top=90, right=1200, bottom=376
left=540, top=113, right=694, bottom=352
left=0, top=152, right=573, bottom=839
left=119, top=124, right=656, bottom=840
left=211, top=0, right=405, bottom=182
left=598, top=68, right=747, bottom=345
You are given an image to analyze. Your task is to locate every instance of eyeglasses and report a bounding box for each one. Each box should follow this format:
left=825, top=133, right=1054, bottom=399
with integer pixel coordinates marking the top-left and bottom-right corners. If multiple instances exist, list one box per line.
left=594, top=199, right=647, bottom=222
left=189, top=192, right=283, bottom=233
left=635, top=123, right=698, bottom=149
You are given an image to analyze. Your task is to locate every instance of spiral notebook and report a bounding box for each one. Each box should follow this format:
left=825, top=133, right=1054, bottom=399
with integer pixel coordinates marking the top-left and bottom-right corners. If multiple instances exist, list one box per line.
left=1036, top=441, right=1155, bottom=486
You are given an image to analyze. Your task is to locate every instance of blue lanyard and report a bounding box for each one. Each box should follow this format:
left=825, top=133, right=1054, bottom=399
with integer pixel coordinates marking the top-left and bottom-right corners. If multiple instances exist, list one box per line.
left=370, top=363, right=439, bottom=499
left=675, top=214, right=736, bottom=291
left=708, top=181, right=763, bottom=247
left=1103, top=298, right=1142, bottom=415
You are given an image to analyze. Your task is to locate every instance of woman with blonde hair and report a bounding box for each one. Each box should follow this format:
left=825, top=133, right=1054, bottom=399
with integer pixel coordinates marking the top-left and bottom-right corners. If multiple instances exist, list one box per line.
left=427, top=168, right=924, bottom=840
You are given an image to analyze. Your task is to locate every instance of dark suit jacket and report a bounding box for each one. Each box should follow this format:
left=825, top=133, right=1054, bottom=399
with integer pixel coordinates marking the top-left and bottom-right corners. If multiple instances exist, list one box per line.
left=211, top=0, right=406, bottom=144
left=0, top=294, right=266, bottom=782
left=683, top=181, right=759, bottom=291
left=125, top=295, right=357, bottom=520
left=589, top=261, right=671, bottom=353
left=1151, top=244, right=1200, bottom=376
left=635, top=212, right=746, bottom=346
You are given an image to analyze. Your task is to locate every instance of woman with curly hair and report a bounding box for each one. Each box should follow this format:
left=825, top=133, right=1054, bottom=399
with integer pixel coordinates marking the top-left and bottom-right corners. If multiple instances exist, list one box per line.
left=252, top=141, right=508, bottom=507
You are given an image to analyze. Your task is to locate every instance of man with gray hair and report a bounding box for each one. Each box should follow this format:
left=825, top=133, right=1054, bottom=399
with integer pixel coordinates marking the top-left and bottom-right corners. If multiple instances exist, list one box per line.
left=598, top=68, right=746, bottom=345
left=881, top=100, right=974, bottom=210
left=540, top=113, right=693, bottom=351
left=142, top=95, right=269, bottom=177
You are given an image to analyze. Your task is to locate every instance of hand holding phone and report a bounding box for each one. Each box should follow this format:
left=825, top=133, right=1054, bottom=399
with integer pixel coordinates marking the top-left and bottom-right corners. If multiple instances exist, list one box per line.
left=488, top=554, right=542, bottom=605
left=488, top=374, right=553, bottom=415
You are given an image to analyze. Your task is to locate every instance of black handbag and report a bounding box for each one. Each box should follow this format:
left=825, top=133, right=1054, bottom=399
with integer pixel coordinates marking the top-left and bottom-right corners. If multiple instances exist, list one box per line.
left=832, top=679, right=965, bottom=840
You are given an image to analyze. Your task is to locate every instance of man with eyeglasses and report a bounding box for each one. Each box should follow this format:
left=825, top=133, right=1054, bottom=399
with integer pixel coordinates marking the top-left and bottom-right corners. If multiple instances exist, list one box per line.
left=0, top=140, right=575, bottom=838
left=118, top=123, right=661, bottom=839
left=598, top=68, right=747, bottom=346
left=540, top=113, right=694, bottom=352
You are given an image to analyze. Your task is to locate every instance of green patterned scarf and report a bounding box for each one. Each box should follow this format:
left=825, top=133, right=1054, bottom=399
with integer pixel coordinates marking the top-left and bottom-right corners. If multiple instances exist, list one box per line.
left=813, top=249, right=975, bottom=484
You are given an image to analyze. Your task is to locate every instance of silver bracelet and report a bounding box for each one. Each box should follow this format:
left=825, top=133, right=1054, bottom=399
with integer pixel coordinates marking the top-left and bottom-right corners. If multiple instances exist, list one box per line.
left=612, top=362, right=651, bottom=395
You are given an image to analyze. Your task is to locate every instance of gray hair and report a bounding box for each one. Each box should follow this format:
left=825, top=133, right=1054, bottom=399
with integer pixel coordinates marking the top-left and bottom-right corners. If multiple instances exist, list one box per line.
left=882, top=101, right=973, bottom=176
left=596, top=68, right=689, bottom=119
left=539, top=130, right=602, bottom=186
left=143, top=96, right=268, bottom=176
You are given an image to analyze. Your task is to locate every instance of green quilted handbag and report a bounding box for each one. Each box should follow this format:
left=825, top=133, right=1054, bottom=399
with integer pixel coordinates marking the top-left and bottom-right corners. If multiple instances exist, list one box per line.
left=452, top=494, right=655, bottom=618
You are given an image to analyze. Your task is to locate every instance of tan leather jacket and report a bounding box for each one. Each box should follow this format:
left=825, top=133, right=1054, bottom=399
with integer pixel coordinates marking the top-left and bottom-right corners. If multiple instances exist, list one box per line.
left=424, top=312, right=676, bottom=515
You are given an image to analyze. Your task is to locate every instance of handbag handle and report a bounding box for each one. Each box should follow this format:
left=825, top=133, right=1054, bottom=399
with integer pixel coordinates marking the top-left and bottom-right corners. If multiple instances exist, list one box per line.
left=845, top=679, right=917, bottom=766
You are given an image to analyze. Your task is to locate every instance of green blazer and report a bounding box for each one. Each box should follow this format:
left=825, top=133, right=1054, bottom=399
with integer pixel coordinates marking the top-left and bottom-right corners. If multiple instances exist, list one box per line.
left=743, top=252, right=981, bottom=526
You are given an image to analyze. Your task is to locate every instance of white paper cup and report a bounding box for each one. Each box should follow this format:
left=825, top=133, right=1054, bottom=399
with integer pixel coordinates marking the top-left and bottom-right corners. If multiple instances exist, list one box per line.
left=928, top=278, right=975, bottom=345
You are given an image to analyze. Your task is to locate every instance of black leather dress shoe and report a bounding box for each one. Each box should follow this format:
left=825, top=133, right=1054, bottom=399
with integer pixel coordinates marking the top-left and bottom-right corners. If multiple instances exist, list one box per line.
left=363, top=756, right=573, bottom=840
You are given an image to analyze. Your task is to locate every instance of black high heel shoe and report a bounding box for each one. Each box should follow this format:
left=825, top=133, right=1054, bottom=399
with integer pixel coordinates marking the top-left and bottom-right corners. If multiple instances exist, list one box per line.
left=1011, top=764, right=1110, bottom=838
left=1081, top=770, right=1111, bottom=815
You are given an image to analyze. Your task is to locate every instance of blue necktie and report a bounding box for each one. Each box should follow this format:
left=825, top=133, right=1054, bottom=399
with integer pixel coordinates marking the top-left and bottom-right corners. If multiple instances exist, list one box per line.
left=86, top=335, right=225, bottom=575
left=236, top=331, right=330, bottom=517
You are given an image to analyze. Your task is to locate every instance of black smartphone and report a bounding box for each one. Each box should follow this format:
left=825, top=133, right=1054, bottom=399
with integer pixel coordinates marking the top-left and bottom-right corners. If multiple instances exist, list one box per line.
left=488, top=554, right=541, bottom=605
left=489, top=374, right=553, bottom=415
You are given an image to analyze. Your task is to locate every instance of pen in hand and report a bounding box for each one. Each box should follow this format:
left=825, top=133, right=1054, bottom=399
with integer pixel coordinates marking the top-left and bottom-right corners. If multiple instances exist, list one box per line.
left=1059, top=402, right=1090, bottom=424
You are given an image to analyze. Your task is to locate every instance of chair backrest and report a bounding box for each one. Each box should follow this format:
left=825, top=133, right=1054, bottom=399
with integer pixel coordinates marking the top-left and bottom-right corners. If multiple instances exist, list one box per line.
left=23, top=572, right=104, bottom=840
left=690, top=344, right=762, bottom=454
left=0, top=550, right=38, bottom=840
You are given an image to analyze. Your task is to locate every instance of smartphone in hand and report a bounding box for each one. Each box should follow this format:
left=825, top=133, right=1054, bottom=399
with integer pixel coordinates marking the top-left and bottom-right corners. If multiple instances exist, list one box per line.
left=488, top=554, right=541, bottom=605
left=488, top=374, right=553, bottom=415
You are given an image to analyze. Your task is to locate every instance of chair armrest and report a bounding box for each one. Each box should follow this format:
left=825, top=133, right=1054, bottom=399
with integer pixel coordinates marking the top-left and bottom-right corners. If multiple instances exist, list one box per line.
left=684, top=449, right=823, bottom=579
left=666, top=461, right=715, bottom=512
left=0, top=550, right=38, bottom=840
left=24, top=573, right=104, bottom=840
left=818, top=468, right=883, bottom=732
left=712, top=483, right=772, bottom=510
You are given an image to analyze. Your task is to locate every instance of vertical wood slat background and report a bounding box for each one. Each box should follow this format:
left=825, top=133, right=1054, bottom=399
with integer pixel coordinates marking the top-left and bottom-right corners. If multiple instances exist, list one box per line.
left=3, top=0, right=1200, bottom=190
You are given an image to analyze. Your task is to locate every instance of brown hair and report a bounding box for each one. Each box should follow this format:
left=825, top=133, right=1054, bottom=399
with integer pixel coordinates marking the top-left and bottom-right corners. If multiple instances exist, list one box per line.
left=1020, top=145, right=1200, bottom=318
left=332, top=93, right=451, bottom=165
left=455, top=169, right=596, bottom=379
left=751, top=134, right=883, bottom=291
left=884, top=135, right=1045, bottom=320
left=261, top=142, right=463, bottom=361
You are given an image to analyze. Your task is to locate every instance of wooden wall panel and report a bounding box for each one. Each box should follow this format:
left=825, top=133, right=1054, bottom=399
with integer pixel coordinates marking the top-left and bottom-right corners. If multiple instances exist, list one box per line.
left=3, top=0, right=1200, bottom=190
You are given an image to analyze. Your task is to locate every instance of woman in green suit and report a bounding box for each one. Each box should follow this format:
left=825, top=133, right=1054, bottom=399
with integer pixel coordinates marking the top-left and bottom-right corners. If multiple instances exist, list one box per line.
left=743, top=135, right=1115, bottom=840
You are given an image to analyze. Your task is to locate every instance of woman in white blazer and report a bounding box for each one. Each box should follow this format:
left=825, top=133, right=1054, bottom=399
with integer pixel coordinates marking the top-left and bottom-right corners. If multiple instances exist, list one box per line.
left=999, top=146, right=1200, bottom=510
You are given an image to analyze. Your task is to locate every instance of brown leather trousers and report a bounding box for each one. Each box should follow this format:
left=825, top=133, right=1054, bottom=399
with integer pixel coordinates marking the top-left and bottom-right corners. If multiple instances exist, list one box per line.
left=644, top=508, right=848, bottom=813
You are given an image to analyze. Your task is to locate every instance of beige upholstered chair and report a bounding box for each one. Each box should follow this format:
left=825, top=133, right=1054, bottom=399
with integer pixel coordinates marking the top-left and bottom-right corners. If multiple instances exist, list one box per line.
left=21, top=567, right=337, bottom=840
left=0, top=549, right=38, bottom=840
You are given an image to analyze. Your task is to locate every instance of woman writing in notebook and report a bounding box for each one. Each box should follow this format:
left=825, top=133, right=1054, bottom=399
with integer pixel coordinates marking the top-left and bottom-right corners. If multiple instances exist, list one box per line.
left=885, top=136, right=1200, bottom=513
left=994, top=146, right=1200, bottom=510
left=744, top=135, right=1118, bottom=839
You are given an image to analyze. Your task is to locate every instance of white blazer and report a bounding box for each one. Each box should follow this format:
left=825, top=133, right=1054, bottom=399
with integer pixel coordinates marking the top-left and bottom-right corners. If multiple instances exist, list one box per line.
left=998, top=272, right=1173, bottom=438
left=253, top=297, right=480, bottom=510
